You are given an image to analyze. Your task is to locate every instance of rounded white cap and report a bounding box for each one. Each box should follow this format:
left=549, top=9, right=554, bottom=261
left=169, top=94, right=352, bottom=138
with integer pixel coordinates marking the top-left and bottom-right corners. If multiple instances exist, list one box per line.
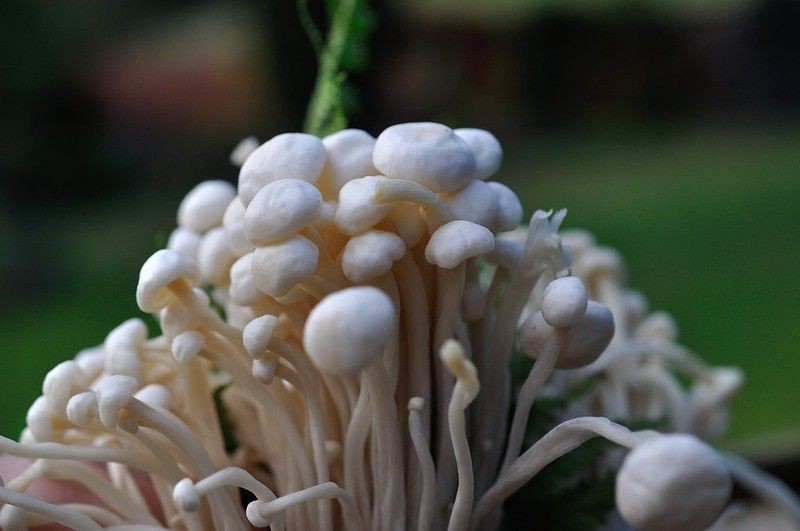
left=222, top=197, right=256, bottom=256
left=487, top=182, right=523, bottom=232
left=171, top=330, right=204, bottom=365
left=177, top=180, right=236, bottom=233
left=373, top=122, right=476, bottom=193
left=238, top=133, right=326, bottom=205
left=342, top=230, right=406, bottom=282
left=317, top=129, right=377, bottom=198
left=229, top=136, right=260, bottom=167
left=228, top=253, right=264, bottom=306
left=425, top=220, right=495, bottom=269
left=243, top=315, right=279, bottom=358
left=167, top=227, right=201, bottom=260
left=173, top=478, right=201, bottom=512
left=42, top=361, right=86, bottom=417
left=334, top=176, right=394, bottom=235
left=441, top=180, right=499, bottom=228
left=251, top=235, right=319, bottom=298
left=136, top=249, right=199, bottom=313
left=135, top=384, right=172, bottom=410
left=303, top=287, right=395, bottom=376
left=454, top=128, right=502, bottom=180
left=616, top=434, right=731, bottom=531
left=95, top=375, right=138, bottom=428
left=66, top=391, right=97, bottom=427
left=541, top=276, right=588, bottom=328
left=244, top=179, right=323, bottom=245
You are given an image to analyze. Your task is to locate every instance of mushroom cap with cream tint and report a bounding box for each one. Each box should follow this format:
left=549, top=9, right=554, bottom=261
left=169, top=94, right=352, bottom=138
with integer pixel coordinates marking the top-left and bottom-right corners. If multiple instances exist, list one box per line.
left=94, top=375, right=139, bottom=428
left=229, top=136, right=259, bottom=167
left=177, top=180, right=237, bottom=234
left=158, top=288, right=210, bottom=340
left=520, top=301, right=615, bottom=369
left=197, top=227, right=237, bottom=285
left=341, top=230, right=406, bottom=282
left=238, top=133, right=327, bottom=206
left=487, top=181, right=524, bottom=233
left=229, top=253, right=266, bottom=306
left=425, top=220, right=495, bottom=269
left=616, top=434, right=732, bottom=531
left=572, top=246, right=626, bottom=289
left=223, top=197, right=256, bottom=257
left=317, top=129, right=377, bottom=198
left=136, top=249, right=200, bottom=313
left=244, top=179, right=323, bottom=245
left=386, top=204, right=426, bottom=248
left=541, top=276, right=588, bottom=328
left=440, top=180, right=499, bottom=228
left=334, top=176, right=395, bottom=235
left=135, top=384, right=172, bottom=410
left=171, top=330, right=205, bottom=365
left=42, top=361, right=87, bottom=418
left=167, top=227, right=201, bottom=260
left=243, top=315, right=279, bottom=359
left=303, top=286, right=395, bottom=376
left=373, top=122, right=476, bottom=193
left=251, top=235, right=319, bottom=298
left=454, top=128, right=503, bottom=181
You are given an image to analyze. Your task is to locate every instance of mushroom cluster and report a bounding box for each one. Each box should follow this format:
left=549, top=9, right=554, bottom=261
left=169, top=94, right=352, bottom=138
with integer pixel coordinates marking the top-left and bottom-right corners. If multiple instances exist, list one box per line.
left=1, top=123, right=798, bottom=531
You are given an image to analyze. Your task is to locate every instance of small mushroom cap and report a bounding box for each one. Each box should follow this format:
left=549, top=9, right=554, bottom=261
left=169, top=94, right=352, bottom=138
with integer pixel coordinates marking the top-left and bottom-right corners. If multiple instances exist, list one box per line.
left=238, top=133, right=326, bottom=205
left=425, top=220, right=495, bottom=269
left=691, top=367, right=744, bottom=411
left=135, top=384, right=172, bottom=410
left=334, top=176, right=394, bottom=235
left=243, top=315, right=279, bottom=358
left=42, top=361, right=87, bottom=416
left=373, top=122, right=476, bottom=193
left=26, top=397, right=56, bottom=442
left=572, top=246, right=625, bottom=285
left=177, top=180, right=236, bottom=233
left=317, top=129, right=377, bottom=198
left=74, top=346, right=105, bottom=378
left=167, top=227, right=201, bottom=260
left=172, top=330, right=204, bottom=365
left=197, top=227, right=237, bottom=284
left=616, top=434, right=732, bottom=531
left=95, top=375, right=138, bottom=428
left=342, top=230, right=406, bottom=282
left=454, top=128, right=503, bottom=180
left=244, top=179, right=323, bottom=245
left=519, top=301, right=614, bottom=369
left=303, top=286, right=395, bottom=376
left=173, top=478, right=201, bottom=512
left=229, top=253, right=265, bottom=306
left=136, top=249, right=199, bottom=313
left=222, top=197, right=256, bottom=256
left=541, top=276, right=588, bottom=328
left=441, top=180, right=499, bottom=228
left=105, top=318, right=148, bottom=352
left=66, top=391, right=97, bottom=427
left=251, top=235, right=319, bottom=298
left=229, top=136, right=260, bottom=167
left=487, top=182, right=523, bottom=232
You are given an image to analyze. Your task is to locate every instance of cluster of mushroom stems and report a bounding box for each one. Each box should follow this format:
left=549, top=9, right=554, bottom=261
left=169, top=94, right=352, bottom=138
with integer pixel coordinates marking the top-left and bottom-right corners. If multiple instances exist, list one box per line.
left=1, top=123, right=798, bottom=531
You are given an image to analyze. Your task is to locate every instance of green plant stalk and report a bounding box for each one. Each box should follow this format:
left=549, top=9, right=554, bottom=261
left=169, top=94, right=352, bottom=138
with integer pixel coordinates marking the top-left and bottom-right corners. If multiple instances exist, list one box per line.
left=303, top=0, right=358, bottom=137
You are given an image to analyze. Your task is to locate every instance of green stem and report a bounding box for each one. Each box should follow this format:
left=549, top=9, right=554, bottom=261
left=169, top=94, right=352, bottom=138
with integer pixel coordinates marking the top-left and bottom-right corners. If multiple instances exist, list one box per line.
left=303, top=0, right=359, bottom=137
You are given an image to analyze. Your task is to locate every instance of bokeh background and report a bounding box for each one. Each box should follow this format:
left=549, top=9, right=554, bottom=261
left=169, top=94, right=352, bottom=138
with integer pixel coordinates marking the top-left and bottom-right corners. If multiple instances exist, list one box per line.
left=1, top=0, right=798, bottom=464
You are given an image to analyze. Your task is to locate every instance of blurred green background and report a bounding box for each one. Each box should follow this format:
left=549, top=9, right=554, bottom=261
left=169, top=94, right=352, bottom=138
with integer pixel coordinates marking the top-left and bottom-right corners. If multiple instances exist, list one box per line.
left=1, top=0, right=798, bottom=458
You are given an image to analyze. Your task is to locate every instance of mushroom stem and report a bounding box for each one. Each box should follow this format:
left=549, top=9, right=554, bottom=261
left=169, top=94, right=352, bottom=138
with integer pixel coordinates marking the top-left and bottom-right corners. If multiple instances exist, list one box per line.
left=252, top=482, right=362, bottom=531
left=0, top=485, right=103, bottom=531
left=474, top=417, right=660, bottom=529
left=343, top=385, right=373, bottom=524
left=636, top=363, right=690, bottom=432
left=723, top=453, right=800, bottom=524
left=500, top=328, right=567, bottom=474
left=408, top=398, right=436, bottom=531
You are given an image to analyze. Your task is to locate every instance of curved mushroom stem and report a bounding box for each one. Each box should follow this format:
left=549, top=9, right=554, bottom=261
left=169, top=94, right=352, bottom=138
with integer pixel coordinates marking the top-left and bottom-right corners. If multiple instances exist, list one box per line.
left=473, top=417, right=660, bottom=529
left=251, top=482, right=362, bottom=531
left=0, top=485, right=104, bottom=531
left=372, top=179, right=454, bottom=229
left=344, top=384, right=372, bottom=524
left=636, top=362, right=690, bottom=432
left=408, top=397, right=436, bottom=531
left=500, top=327, right=567, bottom=474
left=723, top=453, right=800, bottom=524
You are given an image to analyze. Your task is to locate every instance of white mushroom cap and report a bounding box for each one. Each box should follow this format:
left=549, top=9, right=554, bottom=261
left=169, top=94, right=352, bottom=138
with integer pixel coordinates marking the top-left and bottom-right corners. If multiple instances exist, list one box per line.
left=541, top=276, right=588, bottom=328
left=425, top=220, right=495, bottom=269
left=223, top=197, right=256, bottom=256
left=441, top=180, right=499, bottom=227
left=177, top=180, right=236, bottom=233
left=243, top=315, right=279, bottom=358
left=519, top=301, right=614, bottom=369
left=173, top=478, right=201, bottom=512
left=167, top=227, right=202, bottom=259
left=26, top=396, right=56, bottom=442
left=95, top=375, right=138, bottom=428
left=454, top=128, right=503, bottom=180
left=66, top=391, right=98, bottom=427
left=303, top=286, right=395, bottom=376
left=691, top=367, right=744, bottom=411
left=487, top=182, right=523, bottom=232
left=197, top=227, right=237, bottom=284
left=105, top=318, right=148, bottom=352
left=334, top=176, right=394, bottom=235
left=42, top=361, right=87, bottom=417
left=135, top=384, right=172, bottom=410
left=616, top=434, right=732, bottom=531
left=635, top=311, right=679, bottom=343
left=238, top=133, right=327, bottom=205
left=373, top=122, right=476, bottom=193
left=317, top=129, right=377, bottom=198
left=386, top=204, right=426, bottom=248
left=244, top=179, right=323, bottom=245
left=229, top=253, right=265, bottom=306
left=172, top=330, right=205, bottom=365
left=74, top=346, right=105, bottom=377
left=136, top=249, right=199, bottom=313
left=573, top=246, right=625, bottom=284
left=342, top=230, right=406, bottom=282
left=229, top=136, right=260, bottom=167
left=251, top=235, right=319, bottom=298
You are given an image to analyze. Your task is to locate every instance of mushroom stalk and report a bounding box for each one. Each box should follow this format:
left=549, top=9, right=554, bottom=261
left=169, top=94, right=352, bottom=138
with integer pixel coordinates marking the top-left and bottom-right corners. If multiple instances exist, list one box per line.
left=408, top=397, right=436, bottom=531
left=0, top=484, right=104, bottom=531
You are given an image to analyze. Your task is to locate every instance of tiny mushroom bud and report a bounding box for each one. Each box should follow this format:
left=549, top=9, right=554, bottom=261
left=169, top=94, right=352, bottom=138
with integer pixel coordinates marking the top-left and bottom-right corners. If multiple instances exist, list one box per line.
left=317, top=129, right=377, bottom=198
left=136, top=249, right=199, bottom=313
left=541, top=276, right=589, bottom=328
left=197, top=227, right=237, bottom=284
left=373, top=122, right=476, bottom=193
left=487, top=181, right=524, bottom=233
left=238, top=133, right=327, bottom=206
left=334, top=176, right=395, bottom=235
left=441, top=180, right=499, bottom=228
left=243, top=315, right=279, bottom=358
left=26, top=397, right=56, bottom=442
left=251, top=235, right=319, bottom=298
left=342, top=230, right=406, bottom=282
left=616, top=434, right=732, bottom=531
left=177, top=180, right=236, bottom=233
left=520, top=301, right=614, bottom=369
left=244, top=179, right=323, bottom=245
left=95, top=375, right=138, bottom=428
left=173, top=478, right=201, bottom=512
left=172, top=330, right=205, bottom=365
left=425, top=220, right=495, bottom=269
left=42, top=361, right=86, bottom=416
left=229, top=136, right=260, bottom=167
left=303, top=286, right=395, bottom=376
left=67, top=391, right=98, bottom=427
left=167, top=227, right=202, bottom=259
left=454, top=128, right=503, bottom=180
